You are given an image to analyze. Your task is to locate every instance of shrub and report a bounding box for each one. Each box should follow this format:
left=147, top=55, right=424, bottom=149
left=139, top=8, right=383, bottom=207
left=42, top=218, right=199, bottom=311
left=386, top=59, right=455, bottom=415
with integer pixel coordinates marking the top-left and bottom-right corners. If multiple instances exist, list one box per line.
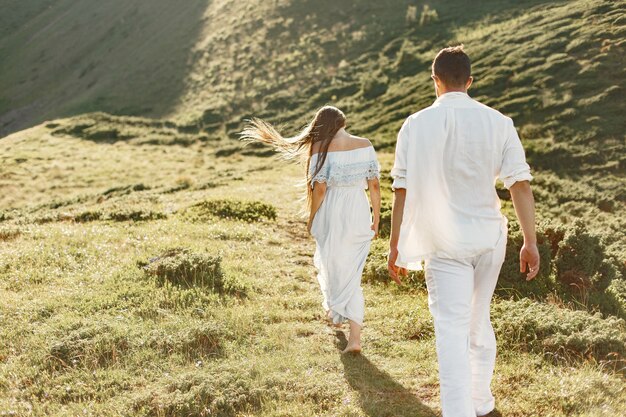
left=47, top=323, right=130, bottom=371
left=419, top=4, right=439, bottom=26
left=102, top=183, right=150, bottom=197
left=604, top=279, right=626, bottom=318
left=131, top=366, right=266, bottom=416
left=201, top=108, right=223, bottom=126
left=555, top=220, right=616, bottom=292
left=399, top=308, right=434, bottom=340
left=32, top=213, right=58, bottom=224
left=394, top=41, right=422, bottom=76
left=107, top=208, right=167, bottom=222
left=498, top=220, right=624, bottom=317
left=497, top=221, right=557, bottom=298
left=74, top=209, right=103, bottom=223
left=41, top=194, right=92, bottom=210
left=492, top=299, right=626, bottom=363
left=361, top=73, right=388, bottom=99
left=83, top=126, right=126, bottom=141
left=141, top=248, right=226, bottom=291
left=0, top=226, right=20, bottom=241
left=181, top=199, right=277, bottom=223
left=146, top=321, right=230, bottom=359
left=405, top=5, right=418, bottom=24
left=0, top=211, right=11, bottom=222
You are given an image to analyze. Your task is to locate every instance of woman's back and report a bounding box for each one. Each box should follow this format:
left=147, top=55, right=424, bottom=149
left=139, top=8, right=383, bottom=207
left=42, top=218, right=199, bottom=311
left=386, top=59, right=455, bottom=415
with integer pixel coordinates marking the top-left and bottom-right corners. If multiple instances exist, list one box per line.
left=311, top=134, right=372, bottom=154
left=309, top=145, right=379, bottom=189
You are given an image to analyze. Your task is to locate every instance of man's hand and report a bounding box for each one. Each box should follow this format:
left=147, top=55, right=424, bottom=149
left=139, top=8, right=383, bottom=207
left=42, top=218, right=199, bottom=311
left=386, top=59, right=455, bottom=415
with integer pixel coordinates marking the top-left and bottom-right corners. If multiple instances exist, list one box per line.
left=520, top=243, right=540, bottom=281
left=510, top=181, right=539, bottom=281
left=388, top=247, right=407, bottom=285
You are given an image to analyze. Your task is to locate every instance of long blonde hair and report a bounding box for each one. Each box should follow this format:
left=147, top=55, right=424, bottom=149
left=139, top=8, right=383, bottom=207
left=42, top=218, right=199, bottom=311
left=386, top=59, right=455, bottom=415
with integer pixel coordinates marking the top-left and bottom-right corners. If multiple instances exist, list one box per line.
left=240, top=106, right=346, bottom=209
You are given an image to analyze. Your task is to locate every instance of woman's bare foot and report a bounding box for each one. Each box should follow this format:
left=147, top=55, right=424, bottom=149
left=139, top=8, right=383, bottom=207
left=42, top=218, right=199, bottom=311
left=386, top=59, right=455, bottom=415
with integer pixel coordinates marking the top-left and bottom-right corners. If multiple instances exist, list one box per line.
left=325, top=310, right=343, bottom=328
left=342, top=343, right=362, bottom=354
left=342, top=319, right=362, bottom=354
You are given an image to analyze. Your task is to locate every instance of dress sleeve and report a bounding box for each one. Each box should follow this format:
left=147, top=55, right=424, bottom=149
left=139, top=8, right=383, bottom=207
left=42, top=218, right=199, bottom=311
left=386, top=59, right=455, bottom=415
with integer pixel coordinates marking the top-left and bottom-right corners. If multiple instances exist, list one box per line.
left=309, top=156, right=329, bottom=189
left=367, top=146, right=381, bottom=180
left=499, top=118, right=533, bottom=189
left=391, top=118, right=409, bottom=190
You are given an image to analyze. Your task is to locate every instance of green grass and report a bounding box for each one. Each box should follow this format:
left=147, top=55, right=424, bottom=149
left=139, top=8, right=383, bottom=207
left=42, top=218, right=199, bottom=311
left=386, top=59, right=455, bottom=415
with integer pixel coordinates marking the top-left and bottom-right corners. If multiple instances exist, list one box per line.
left=0, top=125, right=625, bottom=416
left=1, top=0, right=625, bottom=415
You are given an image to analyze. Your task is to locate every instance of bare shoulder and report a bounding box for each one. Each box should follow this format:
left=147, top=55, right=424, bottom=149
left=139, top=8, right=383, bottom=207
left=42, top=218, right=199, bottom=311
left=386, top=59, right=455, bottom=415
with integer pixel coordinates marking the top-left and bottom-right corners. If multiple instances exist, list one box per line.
left=325, top=133, right=373, bottom=152
left=311, top=141, right=322, bottom=154
left=348, top=135, right=373, bottom=150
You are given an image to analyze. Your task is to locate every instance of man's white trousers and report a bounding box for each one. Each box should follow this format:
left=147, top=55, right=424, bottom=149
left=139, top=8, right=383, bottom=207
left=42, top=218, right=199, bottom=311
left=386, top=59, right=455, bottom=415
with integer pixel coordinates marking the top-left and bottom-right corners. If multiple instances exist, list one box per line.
left=425, top=232, right=507, bottom=417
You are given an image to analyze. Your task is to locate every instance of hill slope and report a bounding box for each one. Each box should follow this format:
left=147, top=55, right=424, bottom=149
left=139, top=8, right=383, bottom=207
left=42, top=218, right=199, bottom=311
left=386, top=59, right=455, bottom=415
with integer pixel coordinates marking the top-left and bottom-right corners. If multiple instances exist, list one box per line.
left=1, top=1, right=626, bottom=416
left=2, top=0, right=625, bottom=174
left=1, top=120, right=625, bottom=416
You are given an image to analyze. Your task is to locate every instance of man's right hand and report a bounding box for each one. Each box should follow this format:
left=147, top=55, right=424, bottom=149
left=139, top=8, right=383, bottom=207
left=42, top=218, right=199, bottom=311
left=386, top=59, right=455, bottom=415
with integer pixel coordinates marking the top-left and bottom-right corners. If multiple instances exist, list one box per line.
left=520, top=243, right=540, bottom=281
left=388, top=247, right=407, bottom=285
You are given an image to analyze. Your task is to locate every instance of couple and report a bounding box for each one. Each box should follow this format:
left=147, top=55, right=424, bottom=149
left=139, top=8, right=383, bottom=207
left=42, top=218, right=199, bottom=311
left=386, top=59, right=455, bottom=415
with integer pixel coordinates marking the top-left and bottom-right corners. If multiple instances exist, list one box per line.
left=242, top=46, right=540, bottom=417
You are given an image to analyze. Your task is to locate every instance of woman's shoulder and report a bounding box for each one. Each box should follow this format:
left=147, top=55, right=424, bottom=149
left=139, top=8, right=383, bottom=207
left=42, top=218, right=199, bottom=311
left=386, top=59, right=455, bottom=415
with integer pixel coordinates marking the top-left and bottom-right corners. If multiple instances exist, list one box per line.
left=311, top=141, right=373, bottom=156
left=343, top=136, right=373, bottom=151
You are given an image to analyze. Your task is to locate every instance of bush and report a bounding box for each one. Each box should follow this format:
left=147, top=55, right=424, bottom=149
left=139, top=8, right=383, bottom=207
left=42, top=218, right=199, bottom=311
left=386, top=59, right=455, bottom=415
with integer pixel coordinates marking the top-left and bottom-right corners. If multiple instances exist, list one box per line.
left=497, top=221, right=557, bottom=298
left=141, top=248, right=227, bottom=292
left=146, top=321, right=230, bottom=360
left=108, top=208, right=167, bottom=222
left=361, top=73, right=388, bottom=99
left=0, top=226, right=20, bottom=241
left=74, top=209, right=103, bottom=223
left=604, top=279, right=626, bottom=318
left=132, top=365, right=266, bottom=416
left=181, top=199, right=277, bottom=223
left=394, top=41, right=422, bottom=77
left=419, top=4, right=439, bottom=26
left=47, top=323, right=130, bottom=371
left=398, top=308, right=434, bottom=340
left=498, top=220, right=624, bottom=317
left=201, top=108, right=223, bottom=126
left=102, top=183, right=150, bottom=197
left=492, top=299, right=626, bottom=363
left=555, top=220, right=617, bottom=292
left=0, top=211, right=11, bottom=222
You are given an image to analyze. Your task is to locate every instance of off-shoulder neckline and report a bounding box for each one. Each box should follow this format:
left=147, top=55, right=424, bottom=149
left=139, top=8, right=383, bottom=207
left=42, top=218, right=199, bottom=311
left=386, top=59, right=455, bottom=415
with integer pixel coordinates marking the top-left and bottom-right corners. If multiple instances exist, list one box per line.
left=311, top=145, right=373, bottom=157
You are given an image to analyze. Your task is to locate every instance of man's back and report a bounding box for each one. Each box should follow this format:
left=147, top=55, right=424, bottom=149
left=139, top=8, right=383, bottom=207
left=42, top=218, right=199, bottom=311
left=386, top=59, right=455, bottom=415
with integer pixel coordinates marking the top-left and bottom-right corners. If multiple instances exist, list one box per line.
left=391, top=91, right=532, bottom=263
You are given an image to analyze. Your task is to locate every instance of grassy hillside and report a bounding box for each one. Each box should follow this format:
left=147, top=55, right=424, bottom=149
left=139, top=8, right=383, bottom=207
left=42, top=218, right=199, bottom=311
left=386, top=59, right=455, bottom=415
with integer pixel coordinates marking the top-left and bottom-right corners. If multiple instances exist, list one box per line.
left=1, top=0, right=626, bottom=416
left=0, top=0, right=209, bottom=135
left=1, top=123, right=625, bottom=416
left=3, top=0, right=625, bottom=172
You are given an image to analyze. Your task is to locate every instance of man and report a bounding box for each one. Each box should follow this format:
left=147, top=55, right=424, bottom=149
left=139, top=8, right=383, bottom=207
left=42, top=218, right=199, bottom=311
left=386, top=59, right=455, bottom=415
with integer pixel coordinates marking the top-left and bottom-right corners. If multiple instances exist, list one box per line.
left=387, top=45, right=539, bottom=417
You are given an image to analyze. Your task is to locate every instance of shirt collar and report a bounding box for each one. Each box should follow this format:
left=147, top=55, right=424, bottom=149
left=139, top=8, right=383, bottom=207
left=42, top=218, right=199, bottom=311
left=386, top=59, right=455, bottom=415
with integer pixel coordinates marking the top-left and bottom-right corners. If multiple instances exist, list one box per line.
left=434, top=91, right=471, bottom=104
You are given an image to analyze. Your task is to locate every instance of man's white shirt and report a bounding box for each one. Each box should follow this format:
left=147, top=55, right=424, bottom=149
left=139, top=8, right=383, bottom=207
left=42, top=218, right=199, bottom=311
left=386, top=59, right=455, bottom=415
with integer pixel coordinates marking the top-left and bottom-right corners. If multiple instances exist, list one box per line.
left=391, top=91, right=532, bottom=270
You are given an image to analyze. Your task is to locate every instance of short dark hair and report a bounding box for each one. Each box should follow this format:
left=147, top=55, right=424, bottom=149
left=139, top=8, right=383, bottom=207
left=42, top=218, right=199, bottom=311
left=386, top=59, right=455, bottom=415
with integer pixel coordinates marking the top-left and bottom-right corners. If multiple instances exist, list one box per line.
left=432, top=45, right=471, bottom=87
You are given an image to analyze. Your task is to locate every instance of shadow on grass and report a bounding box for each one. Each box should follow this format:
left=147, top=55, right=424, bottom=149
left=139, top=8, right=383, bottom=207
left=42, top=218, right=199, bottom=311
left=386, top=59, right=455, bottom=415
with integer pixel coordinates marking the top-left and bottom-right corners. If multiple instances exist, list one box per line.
left=335, top=331, right=437, bottom=417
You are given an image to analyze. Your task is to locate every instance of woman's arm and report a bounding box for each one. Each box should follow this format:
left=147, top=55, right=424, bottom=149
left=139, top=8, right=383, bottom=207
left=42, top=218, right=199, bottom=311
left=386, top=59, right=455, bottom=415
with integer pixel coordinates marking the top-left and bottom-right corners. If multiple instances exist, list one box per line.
left=307, top=181, right=327, bottom=234
left=367, top=177, right=381, bottom=238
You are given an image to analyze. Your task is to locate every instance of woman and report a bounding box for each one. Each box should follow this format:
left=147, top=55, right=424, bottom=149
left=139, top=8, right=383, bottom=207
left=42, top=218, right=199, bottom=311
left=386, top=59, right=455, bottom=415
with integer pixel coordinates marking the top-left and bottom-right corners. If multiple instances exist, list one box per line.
left=240, top=106, right=381, bottom=354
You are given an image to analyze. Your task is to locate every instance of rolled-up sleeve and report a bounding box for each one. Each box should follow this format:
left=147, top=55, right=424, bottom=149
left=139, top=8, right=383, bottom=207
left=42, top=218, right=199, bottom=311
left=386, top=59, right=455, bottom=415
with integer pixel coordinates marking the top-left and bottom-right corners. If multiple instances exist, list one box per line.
left=499, top=118, right=532, bottom=189
left=391, top=119, right=409, bottom=190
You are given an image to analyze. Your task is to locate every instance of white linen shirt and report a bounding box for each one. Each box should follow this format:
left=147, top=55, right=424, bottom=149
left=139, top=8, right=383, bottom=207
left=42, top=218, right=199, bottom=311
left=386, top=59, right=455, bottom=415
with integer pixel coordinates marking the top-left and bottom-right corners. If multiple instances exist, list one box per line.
left=391, top=91, right=532, bottom=270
